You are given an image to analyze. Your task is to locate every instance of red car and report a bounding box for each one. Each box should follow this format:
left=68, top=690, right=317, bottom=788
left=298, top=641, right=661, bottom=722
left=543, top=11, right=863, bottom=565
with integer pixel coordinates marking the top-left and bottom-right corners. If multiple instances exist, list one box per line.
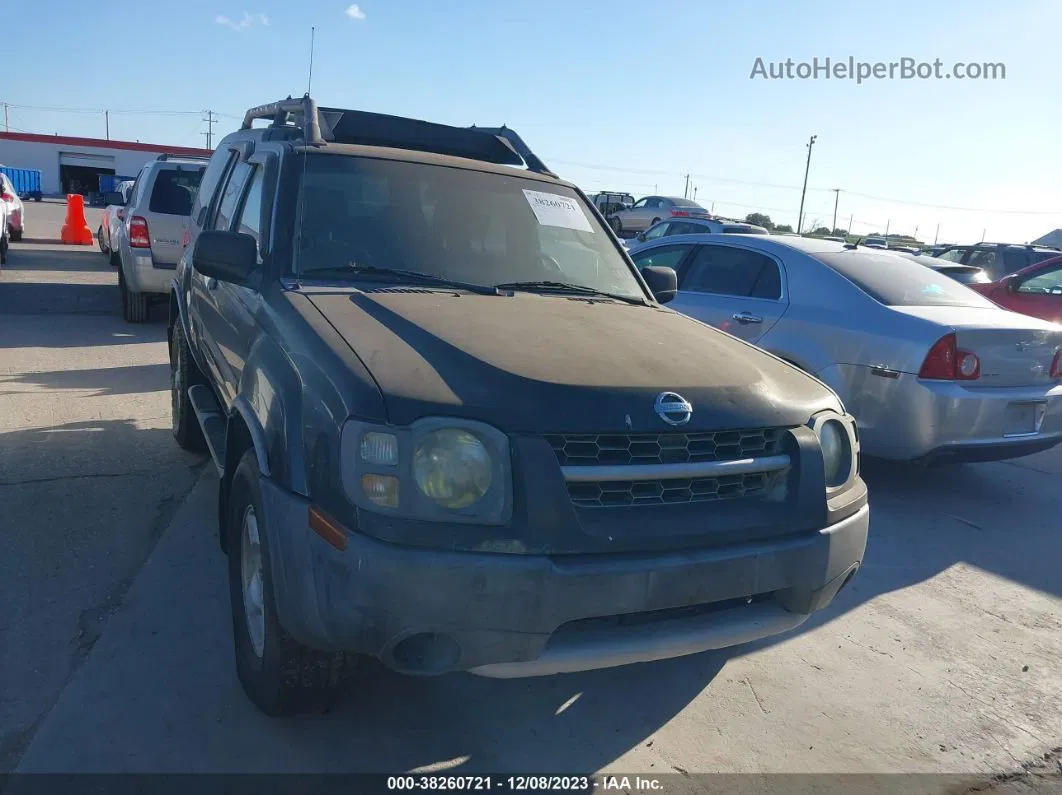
left=970, top=254, right=1062, bottom=325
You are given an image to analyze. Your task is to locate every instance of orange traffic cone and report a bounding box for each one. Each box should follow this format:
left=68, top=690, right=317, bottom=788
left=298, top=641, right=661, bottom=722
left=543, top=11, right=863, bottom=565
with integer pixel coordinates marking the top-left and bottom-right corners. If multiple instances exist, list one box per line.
left=60, top=194, right=94, bottom=245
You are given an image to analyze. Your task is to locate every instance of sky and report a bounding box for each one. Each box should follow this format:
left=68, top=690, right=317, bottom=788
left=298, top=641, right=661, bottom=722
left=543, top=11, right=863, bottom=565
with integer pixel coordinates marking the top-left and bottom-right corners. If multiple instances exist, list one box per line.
left=5, top=0, right=1062, bottom=243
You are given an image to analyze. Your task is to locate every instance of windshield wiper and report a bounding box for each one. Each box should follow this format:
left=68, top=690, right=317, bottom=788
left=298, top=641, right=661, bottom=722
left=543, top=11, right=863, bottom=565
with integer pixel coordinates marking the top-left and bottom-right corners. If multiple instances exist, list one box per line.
left=493, top=280, right=648, bottom=305
left=298, top=264, right=500, bottom=296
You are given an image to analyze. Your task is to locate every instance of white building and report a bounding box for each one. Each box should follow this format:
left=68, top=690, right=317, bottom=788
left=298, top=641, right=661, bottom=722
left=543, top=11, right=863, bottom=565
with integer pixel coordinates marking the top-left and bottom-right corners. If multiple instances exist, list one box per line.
left=0, top=132, right=212, bottom=196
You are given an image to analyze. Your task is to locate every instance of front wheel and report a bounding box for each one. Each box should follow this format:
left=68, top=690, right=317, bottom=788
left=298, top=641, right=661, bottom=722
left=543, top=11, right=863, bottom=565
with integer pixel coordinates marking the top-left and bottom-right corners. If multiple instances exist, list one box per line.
left=609, top=217, right=622, bottom=234
left=0, top=236, right=8, bottom=266
left=9, top=227, right=22, bottom=242
left=97, top=226, right=108, bottom=254
left=228, top=450, right=354, bottom=716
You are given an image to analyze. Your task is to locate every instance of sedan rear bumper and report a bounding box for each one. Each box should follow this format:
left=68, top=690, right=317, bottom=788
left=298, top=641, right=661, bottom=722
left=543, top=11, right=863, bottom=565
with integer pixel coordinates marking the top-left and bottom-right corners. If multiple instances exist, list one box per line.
left=835, top=365, right=1062, bottom=461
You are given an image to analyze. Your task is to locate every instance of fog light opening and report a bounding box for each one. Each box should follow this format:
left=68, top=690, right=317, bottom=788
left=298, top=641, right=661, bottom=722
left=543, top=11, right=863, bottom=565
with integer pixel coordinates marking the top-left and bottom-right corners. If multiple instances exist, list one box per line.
left=391, top=632, right=461, bottom=675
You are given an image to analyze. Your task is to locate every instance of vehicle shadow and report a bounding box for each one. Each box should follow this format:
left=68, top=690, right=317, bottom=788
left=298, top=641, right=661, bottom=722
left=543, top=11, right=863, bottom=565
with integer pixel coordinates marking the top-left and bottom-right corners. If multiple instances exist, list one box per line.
left=3, top=247, right=112, bottom=274
left=0, top=363, right=170, bottom=397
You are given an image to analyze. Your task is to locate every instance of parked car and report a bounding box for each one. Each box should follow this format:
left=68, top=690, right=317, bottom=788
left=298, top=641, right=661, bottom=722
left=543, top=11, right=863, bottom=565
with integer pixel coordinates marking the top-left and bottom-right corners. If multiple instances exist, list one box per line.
left=588, top=191, right=634, bottom=217
left=969, top=254, right=1062, bottom=325
left=0, top=198, right=8, bottom=266
left=607, top=196, right=709, bottom=234
left=169, top=96, right=868, bottom=716
left=97, top=180, right=137, bottom=257
left=623, top=217, right=769, bottom=248
left=862, top=236, right=888, bottom=249
left=897, top=252, right=991, bottom=286
left=111, top=155, right=208, bottom=321
left=1, top=172, right=25, bottom=241
left=628, top=234, right=1062, bottom=463
left=931, top=243, right=1061, bottom=282
left=0, top=166, right=43, bottom=202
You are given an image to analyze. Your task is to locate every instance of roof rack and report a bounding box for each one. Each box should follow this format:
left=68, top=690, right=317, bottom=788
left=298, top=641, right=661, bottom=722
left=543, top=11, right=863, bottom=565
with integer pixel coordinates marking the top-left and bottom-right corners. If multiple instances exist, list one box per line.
left=156, top=153, right=209, bottom=162
left=241, top=94, right=556, bottom=177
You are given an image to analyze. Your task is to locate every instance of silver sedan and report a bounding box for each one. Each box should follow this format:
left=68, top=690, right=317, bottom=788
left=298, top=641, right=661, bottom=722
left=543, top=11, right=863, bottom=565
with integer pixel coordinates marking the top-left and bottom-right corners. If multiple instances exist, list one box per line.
left=627, top=234, right=1062, bottom=463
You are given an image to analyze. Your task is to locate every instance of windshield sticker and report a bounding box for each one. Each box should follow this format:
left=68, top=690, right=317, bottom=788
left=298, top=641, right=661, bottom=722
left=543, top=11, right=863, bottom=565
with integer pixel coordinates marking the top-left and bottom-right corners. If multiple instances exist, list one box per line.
left=523, top=190, right=593, bottom=233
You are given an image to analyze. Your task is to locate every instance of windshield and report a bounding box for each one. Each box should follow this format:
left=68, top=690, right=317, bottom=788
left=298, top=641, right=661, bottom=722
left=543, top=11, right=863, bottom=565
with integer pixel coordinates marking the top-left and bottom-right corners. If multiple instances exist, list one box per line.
left=814, top=250, right=998, bottom=308
left=293, top=154, right=646, bottom=299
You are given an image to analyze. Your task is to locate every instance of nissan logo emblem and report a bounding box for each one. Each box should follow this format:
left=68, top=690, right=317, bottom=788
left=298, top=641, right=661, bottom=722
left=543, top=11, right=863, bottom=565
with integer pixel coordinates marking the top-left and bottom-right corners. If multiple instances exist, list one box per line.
left=655, top=392, right=693, bottom=426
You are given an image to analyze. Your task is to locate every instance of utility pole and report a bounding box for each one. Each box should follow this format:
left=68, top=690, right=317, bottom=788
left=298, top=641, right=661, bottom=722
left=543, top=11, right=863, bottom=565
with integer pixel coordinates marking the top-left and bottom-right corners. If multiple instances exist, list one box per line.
left=848, top=214, right=853, bottom=237
left=3, top=103, right=8, bottom=133
left=914, top=225, right=919, bottom=242
left=934, top=223, right=940, bottom=244
left=105, top=110, right=110, bottom=140
left=711, top=201, right=716, bottom=215
left=885, top=219, right=890, bottom=238
left=683, top=173, right=690, bottom=199
left=831, top=188, right=840, bottom=232
left=202, top=110, right=218, bottom=150
left=797, top=134, right=817, bottom=235
left=981, top=228, right=986, bottom=243
left=692, top=186, right=698, bottom=201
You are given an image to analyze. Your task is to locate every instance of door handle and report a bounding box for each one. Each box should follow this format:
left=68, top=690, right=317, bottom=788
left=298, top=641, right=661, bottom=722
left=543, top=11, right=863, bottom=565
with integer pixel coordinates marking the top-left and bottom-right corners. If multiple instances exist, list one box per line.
left=205, top=277, right=218, bottom=290
left=732, top=311, right=763, bottom=324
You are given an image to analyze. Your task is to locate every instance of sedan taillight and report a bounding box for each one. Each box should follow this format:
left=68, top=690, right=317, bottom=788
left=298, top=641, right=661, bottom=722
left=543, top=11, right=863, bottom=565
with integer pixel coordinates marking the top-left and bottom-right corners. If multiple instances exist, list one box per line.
left=129, top=216, right=151, bottom=248
left=918, top=333, right=981, bottom=381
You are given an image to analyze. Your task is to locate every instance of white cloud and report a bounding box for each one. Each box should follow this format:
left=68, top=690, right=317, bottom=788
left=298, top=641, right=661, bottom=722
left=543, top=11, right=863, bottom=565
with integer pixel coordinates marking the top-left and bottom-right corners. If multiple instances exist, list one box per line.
left=345, top=4, right=366, bottom=20
left=216, top=11, right=269, bottom=31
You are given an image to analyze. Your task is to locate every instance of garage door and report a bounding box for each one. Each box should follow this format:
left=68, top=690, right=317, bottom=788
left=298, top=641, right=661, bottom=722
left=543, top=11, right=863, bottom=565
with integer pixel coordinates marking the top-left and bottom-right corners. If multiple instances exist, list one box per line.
left=59, top=151, right=117, bottom=169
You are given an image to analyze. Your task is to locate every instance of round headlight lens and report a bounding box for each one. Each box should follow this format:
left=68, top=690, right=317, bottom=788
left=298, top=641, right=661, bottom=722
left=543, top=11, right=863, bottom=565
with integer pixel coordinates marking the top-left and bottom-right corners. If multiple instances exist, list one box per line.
left=413, top=429, right=492, bottom=509
left=819, top=419, right=850, bottom=488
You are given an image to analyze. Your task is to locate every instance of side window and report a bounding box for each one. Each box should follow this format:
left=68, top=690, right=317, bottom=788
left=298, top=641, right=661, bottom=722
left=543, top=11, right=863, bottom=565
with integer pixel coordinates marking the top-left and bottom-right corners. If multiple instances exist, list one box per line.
left=682, top=245, right=782, bottom=299
left=127, top=172, right=146, bottom=208
left=937, top=248, right=967, bottom=263
left=236, top=168, right=265, bottom=242
left=1002, top=249, right=1028, bottom=274
left=967, top=249, right=999, bottom=275
left=643, top=222, right=670, bottom=240
left=669, top=222, right=702, bottom=235
left=193, top=152, right=234, bottom=227
left=213, top=162, right=252, bottom=232
left=632, top=198, right=648, bottom=209
left=1017, top=264, right=1062, bottom=294
left=630, top=244, right=693, bottom=271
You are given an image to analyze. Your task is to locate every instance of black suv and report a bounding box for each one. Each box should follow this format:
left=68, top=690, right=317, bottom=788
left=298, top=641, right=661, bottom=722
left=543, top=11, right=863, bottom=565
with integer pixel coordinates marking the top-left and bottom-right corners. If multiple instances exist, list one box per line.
left=168, top=95, right=869, bottom=715
left=932, top=243, right=1061, bottom=281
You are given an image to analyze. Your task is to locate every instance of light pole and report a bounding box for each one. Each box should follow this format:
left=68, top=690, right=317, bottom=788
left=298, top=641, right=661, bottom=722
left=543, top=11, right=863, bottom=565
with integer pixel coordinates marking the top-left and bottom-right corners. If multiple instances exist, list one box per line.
left=797, top=135, right=817, bottom=234
left=831, top=188, right=840, bottom=233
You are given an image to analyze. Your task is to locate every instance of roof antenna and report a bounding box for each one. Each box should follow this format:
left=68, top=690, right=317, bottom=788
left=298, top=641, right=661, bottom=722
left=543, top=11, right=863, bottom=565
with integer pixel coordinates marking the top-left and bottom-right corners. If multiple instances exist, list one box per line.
left=307, top=26, right=316, bottom=95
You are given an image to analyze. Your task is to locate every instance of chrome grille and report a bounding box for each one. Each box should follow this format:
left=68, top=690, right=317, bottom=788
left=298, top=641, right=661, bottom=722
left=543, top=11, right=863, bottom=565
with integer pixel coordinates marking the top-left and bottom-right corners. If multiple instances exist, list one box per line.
left=546, top=428, right=786, bottom=467
left=566, top=470, right=786, bottom=509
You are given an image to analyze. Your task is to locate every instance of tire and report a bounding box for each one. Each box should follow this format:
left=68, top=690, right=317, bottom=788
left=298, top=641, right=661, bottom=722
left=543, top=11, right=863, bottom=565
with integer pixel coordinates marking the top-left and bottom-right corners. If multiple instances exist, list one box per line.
left=9, top=227, right=22, bottom=242
left=97, top=226, right=108, bottom=254
left=228, top=449, right=353, bottom=716
left=170, top=321, right=207, bottom=452
left=609, top=216, right=622, bottom=234
left=110, top=249, right=120, bottom=268
left=0, top=236, right=7, bottom=266
left=119, top=266, right=149, bottom=323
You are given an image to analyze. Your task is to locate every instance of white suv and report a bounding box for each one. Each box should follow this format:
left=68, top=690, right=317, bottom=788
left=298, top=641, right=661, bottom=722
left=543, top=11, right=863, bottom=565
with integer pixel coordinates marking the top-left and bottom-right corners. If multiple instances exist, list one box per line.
left=111, top=155, right=207, bottom=322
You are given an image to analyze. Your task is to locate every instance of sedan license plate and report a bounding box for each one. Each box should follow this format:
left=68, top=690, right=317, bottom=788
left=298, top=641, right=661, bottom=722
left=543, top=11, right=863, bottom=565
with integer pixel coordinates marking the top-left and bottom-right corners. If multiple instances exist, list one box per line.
left=1003, top=401, right=1047, bottom=437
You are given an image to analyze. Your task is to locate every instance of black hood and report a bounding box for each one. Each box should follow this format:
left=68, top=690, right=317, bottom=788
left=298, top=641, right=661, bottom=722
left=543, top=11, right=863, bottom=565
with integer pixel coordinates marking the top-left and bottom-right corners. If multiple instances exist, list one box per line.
left=304, top=288, right=840, bottom=434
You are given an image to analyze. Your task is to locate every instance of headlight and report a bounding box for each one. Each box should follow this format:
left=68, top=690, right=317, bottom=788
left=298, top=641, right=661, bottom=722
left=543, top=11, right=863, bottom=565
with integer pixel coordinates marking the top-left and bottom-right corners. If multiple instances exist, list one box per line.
left=340, top=417, right=512, bottom=525
left=414, top=429, right=493, bottom=509
left=819, top=420, right=847, bottom=487
left=811, top=415, right=855, bottom=488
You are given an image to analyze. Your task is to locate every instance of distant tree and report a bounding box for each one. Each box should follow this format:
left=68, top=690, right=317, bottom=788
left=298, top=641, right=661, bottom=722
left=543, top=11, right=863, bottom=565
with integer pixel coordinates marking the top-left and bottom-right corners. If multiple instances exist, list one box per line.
left=745, top=213, right=773, bottom=229
left=831, top=227, right=848, bottom=238
left=811, top=226, right=831, bottom=236
left=773, top=223, right=794, bottom=233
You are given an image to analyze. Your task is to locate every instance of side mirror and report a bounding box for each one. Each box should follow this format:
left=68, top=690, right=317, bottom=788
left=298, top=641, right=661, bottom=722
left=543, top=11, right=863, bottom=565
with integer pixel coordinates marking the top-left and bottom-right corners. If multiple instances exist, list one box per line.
left=103, top=191, right=126, bottom=206
left=193, top=230, right=258, bottom=285
left=636, top=232, right=647, bottom=242
left=641, top=265, right=678, bottom=304
left=1001, top=275, right=1019, bottom=292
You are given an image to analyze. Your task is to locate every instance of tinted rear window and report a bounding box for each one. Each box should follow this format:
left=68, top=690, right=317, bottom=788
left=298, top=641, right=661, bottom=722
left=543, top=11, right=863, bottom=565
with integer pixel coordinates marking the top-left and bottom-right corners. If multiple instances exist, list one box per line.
left=149, top=167, right=205, bottom=215
left=723, top=225, right=768, bottom=234
left=670, top=198, right=704, bottom=208
left=814, top=250, right=997, bottom=308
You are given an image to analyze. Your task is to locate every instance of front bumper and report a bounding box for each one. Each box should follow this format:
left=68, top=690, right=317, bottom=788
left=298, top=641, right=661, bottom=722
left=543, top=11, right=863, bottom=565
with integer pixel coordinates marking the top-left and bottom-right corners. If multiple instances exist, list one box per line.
left=256, top=477, right=869, bottom=677
left=836, top=366, right=1062, bottom=461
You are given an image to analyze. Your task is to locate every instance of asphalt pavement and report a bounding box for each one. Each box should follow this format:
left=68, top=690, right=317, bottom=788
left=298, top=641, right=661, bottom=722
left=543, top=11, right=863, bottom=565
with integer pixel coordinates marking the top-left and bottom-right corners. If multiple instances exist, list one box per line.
left=1, top=202, right=1060, bottom=790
